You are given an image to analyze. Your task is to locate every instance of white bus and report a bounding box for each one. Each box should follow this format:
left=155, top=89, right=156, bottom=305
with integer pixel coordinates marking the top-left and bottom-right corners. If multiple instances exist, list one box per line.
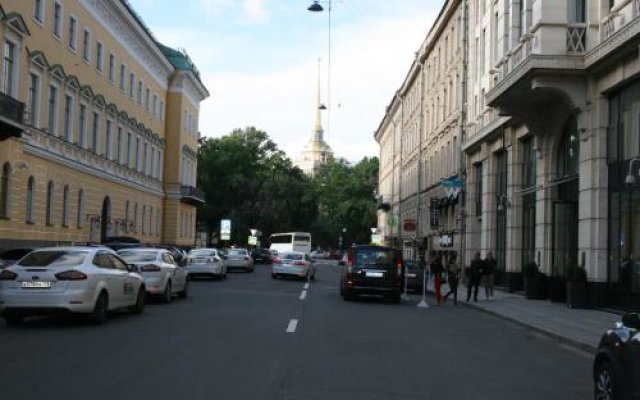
left=269, top=232, right=312, bottom=255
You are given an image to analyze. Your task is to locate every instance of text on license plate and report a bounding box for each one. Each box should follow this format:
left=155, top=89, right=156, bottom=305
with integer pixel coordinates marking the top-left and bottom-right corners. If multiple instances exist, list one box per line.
left=406, top=273, right=417, bottom=278
left=21, top=281, right=52, bottom=289
left=365, top=272, right=384, bottom=278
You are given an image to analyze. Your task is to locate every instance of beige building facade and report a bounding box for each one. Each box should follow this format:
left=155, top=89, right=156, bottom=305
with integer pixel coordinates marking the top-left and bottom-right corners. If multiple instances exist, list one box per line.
left=0, top=0, right=208, bottom=249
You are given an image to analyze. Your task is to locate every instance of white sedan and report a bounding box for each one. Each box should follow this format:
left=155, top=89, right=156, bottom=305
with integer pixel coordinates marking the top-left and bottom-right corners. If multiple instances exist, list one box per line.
left=0, top=246, right=145, bottom=325
left=118, top=248, right=189, bottom=303
left=271, top=252, right=316, bottom=280
left=225, top=248, right=254, bottom=272
left=185, top=248, right=227, bottom=280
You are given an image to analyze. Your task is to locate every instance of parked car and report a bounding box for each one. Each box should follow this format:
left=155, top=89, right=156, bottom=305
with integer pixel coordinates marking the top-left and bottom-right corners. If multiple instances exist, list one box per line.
left=225, top=248, right=254, bottom=272
left=310, top=250, right=328, bottom=260
left=271, top=251, right=316, bottom=280
left=404, top=259, right=426, bottom=293
left=101, top=236, right=141, bottom=251
left=152, top=245, right=187, bottom=266
left=0, top=248, right=36, bottom=266
left=117, top=248, right=189, bottom=302
left=0, top=246, right=146, bottom=324
left=339, top=245, right=404, bottom=303
left=251, top=248, right=272, bottom=264
left=185, top=248, right=227, bottom=280
left=593, top=312, right=640, bottom=400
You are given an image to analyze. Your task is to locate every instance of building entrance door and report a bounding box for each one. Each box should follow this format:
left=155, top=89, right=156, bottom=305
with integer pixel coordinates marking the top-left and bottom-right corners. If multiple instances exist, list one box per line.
left=553, top=201, right=578, bottom=276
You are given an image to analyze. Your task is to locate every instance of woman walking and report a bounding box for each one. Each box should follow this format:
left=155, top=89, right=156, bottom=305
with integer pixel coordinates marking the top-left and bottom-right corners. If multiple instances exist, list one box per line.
left=484, top=251, right=496, bottom=300
left=431, top=255, right=445, bottom=305
left=443, top=253, right=460, bottom=305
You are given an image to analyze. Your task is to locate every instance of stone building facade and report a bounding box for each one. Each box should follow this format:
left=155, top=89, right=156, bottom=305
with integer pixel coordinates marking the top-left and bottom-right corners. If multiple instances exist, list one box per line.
left=0, top=0, right=208, bottom=249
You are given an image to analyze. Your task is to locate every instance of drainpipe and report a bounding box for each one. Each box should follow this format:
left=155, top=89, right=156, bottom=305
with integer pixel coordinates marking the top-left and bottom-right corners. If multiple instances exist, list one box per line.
left=459, top=0, right=469, bottom=270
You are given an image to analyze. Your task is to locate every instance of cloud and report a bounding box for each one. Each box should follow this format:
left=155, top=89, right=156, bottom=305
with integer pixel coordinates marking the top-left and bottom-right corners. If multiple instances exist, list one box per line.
left=198, top=0, right=269, bottom=23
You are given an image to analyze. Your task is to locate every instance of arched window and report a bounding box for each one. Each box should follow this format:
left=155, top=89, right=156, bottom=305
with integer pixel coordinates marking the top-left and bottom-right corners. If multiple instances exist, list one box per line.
left=62, top=185, right=69, bottom=227
left=77, top=189, right=84, bottom=228
left=558, top=115, right=580, bottom=177
left=46, top=181, right=55, bottom=225
left=142, top=205, right=146, bottom=235
left=26, top=176, right=35, bottom=223
left=0, top=162, right=11, bottom=218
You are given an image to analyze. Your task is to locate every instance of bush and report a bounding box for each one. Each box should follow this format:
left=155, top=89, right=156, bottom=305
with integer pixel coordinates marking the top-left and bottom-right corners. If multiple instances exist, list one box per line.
left=566, top=265, right=587, bottom=282
left=522, top=262, right=539, bottom=278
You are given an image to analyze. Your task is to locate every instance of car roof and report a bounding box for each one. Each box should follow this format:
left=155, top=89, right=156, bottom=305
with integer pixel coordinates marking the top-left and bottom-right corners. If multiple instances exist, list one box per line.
left=117, top=248, right=163, bottom=253
left=28, top=246, right=109, bottom=253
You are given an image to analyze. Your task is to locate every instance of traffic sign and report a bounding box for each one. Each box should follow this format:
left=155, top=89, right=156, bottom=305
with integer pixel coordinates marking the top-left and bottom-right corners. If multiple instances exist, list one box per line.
left=371, top=234, right=381, bottom=245
left=388, top=215, right=398, bottom=227
left=248, top=236, right=258, bottom=245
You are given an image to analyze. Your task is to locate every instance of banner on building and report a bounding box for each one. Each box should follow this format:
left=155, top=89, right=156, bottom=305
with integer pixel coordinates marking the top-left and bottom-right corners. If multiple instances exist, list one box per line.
left=441, top=177, right=463, bottom=200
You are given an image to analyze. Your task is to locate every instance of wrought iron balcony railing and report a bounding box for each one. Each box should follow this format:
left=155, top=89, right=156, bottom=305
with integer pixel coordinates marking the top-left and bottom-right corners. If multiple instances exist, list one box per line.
left=0, top=91, right=25, bottom=140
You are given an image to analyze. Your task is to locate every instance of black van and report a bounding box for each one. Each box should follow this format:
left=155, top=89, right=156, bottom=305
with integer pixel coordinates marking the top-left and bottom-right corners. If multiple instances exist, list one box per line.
left=339, top=245, right=404, bottom=303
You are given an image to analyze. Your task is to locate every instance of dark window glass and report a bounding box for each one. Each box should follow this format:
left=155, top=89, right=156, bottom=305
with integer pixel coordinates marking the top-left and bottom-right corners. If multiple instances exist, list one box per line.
left=19, top=250, right=88, bottom=267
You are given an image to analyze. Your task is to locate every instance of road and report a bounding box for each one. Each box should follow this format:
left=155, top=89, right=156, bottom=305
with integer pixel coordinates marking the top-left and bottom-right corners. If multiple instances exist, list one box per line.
left=0, top=261, right=592, bottom=400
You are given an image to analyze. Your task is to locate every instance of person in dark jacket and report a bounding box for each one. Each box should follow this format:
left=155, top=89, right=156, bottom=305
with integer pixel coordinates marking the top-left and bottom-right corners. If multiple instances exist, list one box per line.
left=431, top=255, right=445, bottom=305
left=466, top=252, right=484, bottom=302
left=443, top=253, right=460, bottom=305
left=484, top=251, right=496, bottom=300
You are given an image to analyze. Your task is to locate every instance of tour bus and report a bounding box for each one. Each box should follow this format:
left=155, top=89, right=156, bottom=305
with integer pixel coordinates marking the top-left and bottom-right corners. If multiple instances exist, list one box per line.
left=269, top=232, right=312, bottom=255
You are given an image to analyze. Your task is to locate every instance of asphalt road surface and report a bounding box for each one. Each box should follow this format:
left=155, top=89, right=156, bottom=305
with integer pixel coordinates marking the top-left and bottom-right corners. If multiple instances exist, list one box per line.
left=0, top=261, right=593, bottom=400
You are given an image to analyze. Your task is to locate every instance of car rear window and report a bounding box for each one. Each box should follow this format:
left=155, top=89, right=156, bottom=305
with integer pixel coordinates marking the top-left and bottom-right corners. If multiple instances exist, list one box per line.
left=354, top=249, right=397, bottom=266
left=18, top=250, right=88, bottom=267
left=190, top=250, right=216, bottom=257
left=282, top=253, right=303, bottom=260
left=228, top=249, right=246, bottom=256
left=118, top=251, right=157, bottom=263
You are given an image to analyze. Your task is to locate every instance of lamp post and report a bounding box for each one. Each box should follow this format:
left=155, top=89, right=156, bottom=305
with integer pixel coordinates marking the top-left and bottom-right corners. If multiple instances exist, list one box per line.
left=307, top=0, right=332, bottom=140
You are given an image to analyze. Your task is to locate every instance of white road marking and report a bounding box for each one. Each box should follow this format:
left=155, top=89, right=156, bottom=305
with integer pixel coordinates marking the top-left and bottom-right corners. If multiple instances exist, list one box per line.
left=299, top=290, right=307, bottom=300
left=304, top=283, right=310, bottom=290
left=286, top=319, right=298, bottom=333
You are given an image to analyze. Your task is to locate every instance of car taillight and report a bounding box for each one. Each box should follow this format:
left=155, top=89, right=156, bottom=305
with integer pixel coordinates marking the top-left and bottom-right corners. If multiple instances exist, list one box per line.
left=294, top=261, right=306, bottom=266
left=244, top=256, right=249, bottom=260
left=0, top=270, right=18, bottom=280
left=55, top=270, right=88, bottom=281
left=396, top=256, right=403, bottom=285
left=273, top=258, right=282, bottom=264
left=346, top=265, right=353, bottom=286
left=140, top=264, right=161, bottom=272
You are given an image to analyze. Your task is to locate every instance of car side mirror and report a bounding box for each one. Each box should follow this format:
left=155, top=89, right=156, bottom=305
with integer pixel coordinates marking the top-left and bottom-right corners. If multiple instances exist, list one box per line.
left=127, top=264, right=139, bottom=273
left=622, top=313, right=640, bottom=330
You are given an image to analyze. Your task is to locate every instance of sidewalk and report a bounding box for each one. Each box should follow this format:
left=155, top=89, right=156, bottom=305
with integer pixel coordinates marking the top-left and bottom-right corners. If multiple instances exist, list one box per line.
left=424, top=279, right=621, bottom=352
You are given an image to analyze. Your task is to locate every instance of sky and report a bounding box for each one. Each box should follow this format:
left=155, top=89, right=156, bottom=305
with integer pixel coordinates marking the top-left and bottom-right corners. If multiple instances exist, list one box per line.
left=128, top=0, right=440, bottom=164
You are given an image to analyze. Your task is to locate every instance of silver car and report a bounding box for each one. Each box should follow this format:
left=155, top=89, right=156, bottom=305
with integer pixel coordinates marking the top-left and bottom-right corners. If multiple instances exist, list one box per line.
left=118, top=248, right=189, bottom=303
left=271, top=251, right=316, bottom=280
left=185, top=248, right=227, bottom=280
left=225, top=248, right=254, bottom=272
left=0, top=246, right=145, bottom=325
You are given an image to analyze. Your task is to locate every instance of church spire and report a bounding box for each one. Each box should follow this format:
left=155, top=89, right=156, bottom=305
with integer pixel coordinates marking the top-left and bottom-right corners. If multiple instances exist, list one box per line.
left=314, top=58, right=324, bottom=141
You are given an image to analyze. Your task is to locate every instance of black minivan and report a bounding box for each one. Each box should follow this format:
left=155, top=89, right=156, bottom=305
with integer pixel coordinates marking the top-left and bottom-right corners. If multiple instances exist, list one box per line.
left=339, top=245, right=404, bottom=303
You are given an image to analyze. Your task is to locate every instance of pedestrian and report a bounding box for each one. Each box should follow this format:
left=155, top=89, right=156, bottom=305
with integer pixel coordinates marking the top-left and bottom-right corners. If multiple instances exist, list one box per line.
left=466, top=252, right=484, bottom=302
left=484, top=251, right=496, bottom=300
left=431, top=255, right=445, bottom=305
left=443, top=252, right=460, bottom=305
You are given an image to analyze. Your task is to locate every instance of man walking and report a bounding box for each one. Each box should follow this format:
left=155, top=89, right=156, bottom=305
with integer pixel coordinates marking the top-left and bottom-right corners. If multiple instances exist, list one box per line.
left=443, top=253, right=460, bottom=305
left=466, top=252, right=484, bottom=302
left=484, top=251, right=496, bottom=300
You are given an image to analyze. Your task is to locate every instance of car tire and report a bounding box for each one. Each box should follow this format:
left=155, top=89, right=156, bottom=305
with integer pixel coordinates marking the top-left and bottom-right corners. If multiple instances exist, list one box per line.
left=90, top=292, right=108, bottom=325
left=161, top=281, right=173, bottom=304
left=179, top=279, right=189, bottom=299
left=594, top=360, right=617, bottom=400
left=3, top=312, right=24, bottom=326
left=272, top=274, right=278, bottom=280
left=129, top=288, right=146, bottom=314
left=390, top=294, right=401, bottom=304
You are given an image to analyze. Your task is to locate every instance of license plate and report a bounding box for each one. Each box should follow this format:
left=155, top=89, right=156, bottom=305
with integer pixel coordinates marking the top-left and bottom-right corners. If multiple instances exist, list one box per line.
left=366, top=271, right=384, bottom=278
left=407, top=273, right=417, bottom=278
left=21, top=281, right=52, bottom=289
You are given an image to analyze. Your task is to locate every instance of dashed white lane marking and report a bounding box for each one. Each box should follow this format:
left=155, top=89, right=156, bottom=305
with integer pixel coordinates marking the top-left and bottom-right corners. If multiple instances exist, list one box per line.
left=299, top=290, right=307, bottom=300
left=286, top=319, right=298, bottom=333
left=304, top=283, right=310, bottom=290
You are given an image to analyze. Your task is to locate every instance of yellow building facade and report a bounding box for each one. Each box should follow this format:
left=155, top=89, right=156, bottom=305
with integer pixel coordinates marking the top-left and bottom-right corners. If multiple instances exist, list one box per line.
left=0, top=0, right=209, bottom=249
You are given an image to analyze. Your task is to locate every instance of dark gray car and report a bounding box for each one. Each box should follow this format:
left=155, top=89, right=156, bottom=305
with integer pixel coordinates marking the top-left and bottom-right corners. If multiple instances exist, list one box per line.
left=339, top=245, right=404, bottom=303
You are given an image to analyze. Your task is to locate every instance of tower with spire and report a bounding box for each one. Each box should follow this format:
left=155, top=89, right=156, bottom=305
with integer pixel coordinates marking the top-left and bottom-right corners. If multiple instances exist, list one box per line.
left=295, top=60, right=334, bottom=176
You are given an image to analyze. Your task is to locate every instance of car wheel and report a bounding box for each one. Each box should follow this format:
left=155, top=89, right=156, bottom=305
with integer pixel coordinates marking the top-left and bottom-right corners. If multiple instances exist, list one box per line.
left=271, top=273, right=277, bottom=279
left=3, top=312, right=24, bottom=326
left=594, top=360, right=617, bottom=400
left=162, top=281, right=173, bottom=304
left=179, top=279, right=189, bottom=299
left=90, top=292, right=108, bottom=324
left=129, top=288, right=146, bottom=314
left=390, top=294, right=401, bottom=304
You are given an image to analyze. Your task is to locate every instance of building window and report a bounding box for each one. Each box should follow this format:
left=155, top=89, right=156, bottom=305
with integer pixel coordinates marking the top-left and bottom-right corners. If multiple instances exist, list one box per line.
left=3, top=41, right=16, bottom=96
left=77, top=189, right=84, bottom=228
left=47, top=85, right=58, bottom=135
left=522, top=138, right=536, bottom=266
left=34, top=0, right=44, bottom=23
left=96, top=42, right=103, bottom=72
left=495, top=151, right=508, bottom=273
left=63, top=94, right=73, bottom=141
left=108, top=53, right=115, bottom=82
left=46, top=181, right=54, bottom=226
left=133, top=203, right=138, bottom=233
left=137, top=80, right=143, bottom=104
left=475, top=162, right=483, bottom=217
left=142, top=205, right=147, bottom=235
left=28, top=73, right=40, bottom=127
left=0, top=162, right=10, bottom=218
left=156, top=209, right=161, bottom=235
left=129, top=72, right=135, bottom=97
left=105, top=119, right=112, bottom=159
left=119, top=64, right=126, bottom=90
left=125, top=200, right=130, bottom=232
left=145, top=88, right=150, bottom=111
left=68, top=16, right=77, bottom=50
left=559, top=116, right=579, bottom=176
left=136, top=137, right=141, bottom=171
left=91, top=112, right=100, bottom=153
left=78, top=104, right=86, bottom=147
left=519, top=0, right=527, bottom=38
left=53, top=2, right=63, bottom=38
left=143, top=142, right=148, bottom=175
left=153, top=94, right=157, bottom=117
left=61, top=185, right=69, bottom=227
left=160, top=101, right=165, bottom=121
left=26, top=176, right=35, bottom=223
left=523, top=137, right=537, bottom=188
left=127, top=132, right=132, bottom=167
left=117, top=127, right=123, bottom=164
left=568, top=0, right=586, bottom=23
left=82, top=29, right=91, bottom=61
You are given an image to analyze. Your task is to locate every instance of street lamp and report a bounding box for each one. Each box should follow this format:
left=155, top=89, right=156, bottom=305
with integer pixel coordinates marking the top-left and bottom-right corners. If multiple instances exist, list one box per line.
left=625, top=158, right=640, bottom=184
left=307, top=0, right=332, bottom=140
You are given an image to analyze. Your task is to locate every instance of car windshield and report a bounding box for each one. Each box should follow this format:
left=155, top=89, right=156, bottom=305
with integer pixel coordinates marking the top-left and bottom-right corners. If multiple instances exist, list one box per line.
left=118, top=251, right=158, bottom=263
left=18, top=250, right=88, bottom=267
left=190, top=250, right=216, bottom=257
left=228, top=249, right=246, bottom=256
left=282, top=253, right=303, bottom=260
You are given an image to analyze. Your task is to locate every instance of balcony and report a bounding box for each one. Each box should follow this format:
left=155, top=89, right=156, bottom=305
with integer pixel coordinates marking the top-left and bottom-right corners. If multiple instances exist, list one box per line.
left=0, top=91, right=26, bottom=141
left=180, top=185, right=205, bottom=206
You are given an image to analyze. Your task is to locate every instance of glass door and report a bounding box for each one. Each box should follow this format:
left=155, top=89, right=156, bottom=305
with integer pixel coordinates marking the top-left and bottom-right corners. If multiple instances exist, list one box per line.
left=553, top=201, right=578, bottom=276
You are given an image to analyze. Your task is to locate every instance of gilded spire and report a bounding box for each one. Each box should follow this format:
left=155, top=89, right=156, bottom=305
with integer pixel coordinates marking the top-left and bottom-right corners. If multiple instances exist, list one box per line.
left=314, top=58, right=324, bottom=141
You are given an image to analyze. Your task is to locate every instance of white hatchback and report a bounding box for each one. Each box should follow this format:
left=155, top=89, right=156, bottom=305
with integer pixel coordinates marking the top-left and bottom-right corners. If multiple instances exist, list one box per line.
left=0, top=247, right=145, bottom=325
left=117, top=248, right=189, bottom=303
left=271, top=251, right=316, bottom=280
left=185, top=248, right=227, bottom=279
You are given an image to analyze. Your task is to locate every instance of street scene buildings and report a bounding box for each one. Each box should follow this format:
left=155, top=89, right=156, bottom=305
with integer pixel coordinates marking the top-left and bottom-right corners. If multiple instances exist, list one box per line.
left=0, top=0, right=208, bottom=249
left=376, top=0, right=640, bottom=311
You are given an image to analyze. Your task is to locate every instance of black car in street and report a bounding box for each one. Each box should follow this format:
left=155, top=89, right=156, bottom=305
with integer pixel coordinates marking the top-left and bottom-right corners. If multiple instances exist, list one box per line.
left=404, top=259, right=426, bottom=293
left=339, top=245, right=404, bottom=303
left=593, top=312, right=640, bottom=399
left=251, top=248, right=272, bottom=264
